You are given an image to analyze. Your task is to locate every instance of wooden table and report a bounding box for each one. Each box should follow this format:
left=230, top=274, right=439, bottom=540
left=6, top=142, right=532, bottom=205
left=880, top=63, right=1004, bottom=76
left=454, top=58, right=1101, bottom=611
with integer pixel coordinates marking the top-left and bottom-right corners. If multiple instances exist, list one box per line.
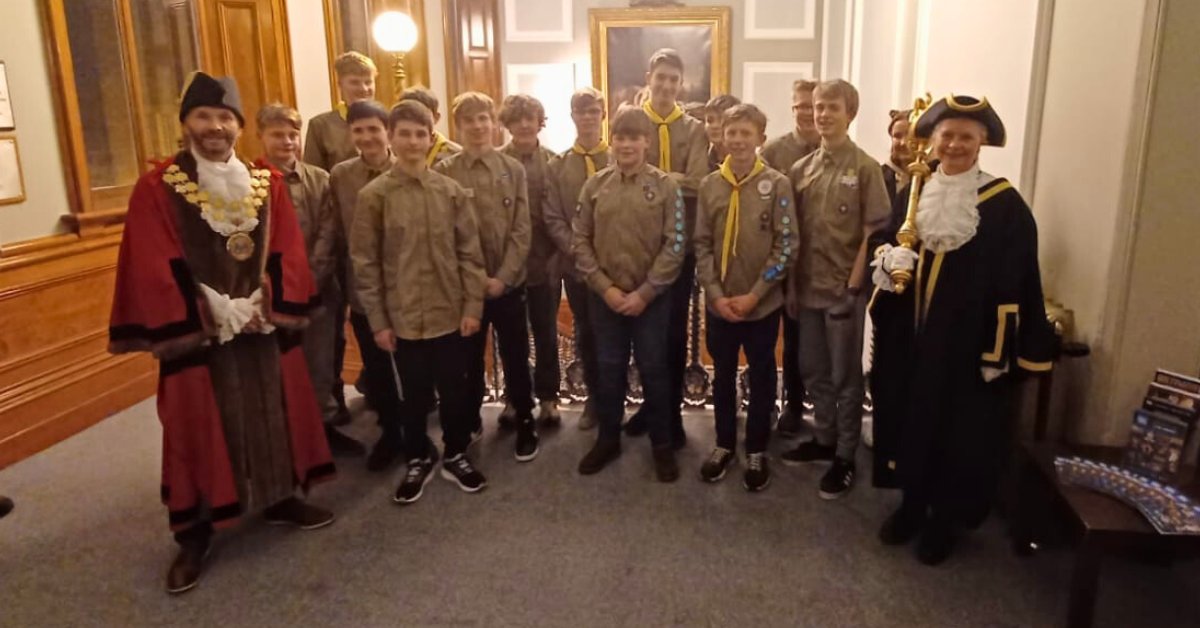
left=1011, top=443, right=1200, bottom=628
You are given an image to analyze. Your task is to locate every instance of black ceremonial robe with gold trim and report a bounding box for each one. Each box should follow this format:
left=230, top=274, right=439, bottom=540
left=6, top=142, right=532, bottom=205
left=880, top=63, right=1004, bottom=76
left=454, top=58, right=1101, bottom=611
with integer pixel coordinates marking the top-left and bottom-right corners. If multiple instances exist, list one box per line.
left=869, top=177, right=1056, bottom=526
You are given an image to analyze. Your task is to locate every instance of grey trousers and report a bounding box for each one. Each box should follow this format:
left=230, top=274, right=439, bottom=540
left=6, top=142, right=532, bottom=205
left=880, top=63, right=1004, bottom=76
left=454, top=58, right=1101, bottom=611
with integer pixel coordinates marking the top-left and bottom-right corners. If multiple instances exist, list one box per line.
left=795, top=292, right=867, bottom=460
left=302, top=301, right=340, bottom=425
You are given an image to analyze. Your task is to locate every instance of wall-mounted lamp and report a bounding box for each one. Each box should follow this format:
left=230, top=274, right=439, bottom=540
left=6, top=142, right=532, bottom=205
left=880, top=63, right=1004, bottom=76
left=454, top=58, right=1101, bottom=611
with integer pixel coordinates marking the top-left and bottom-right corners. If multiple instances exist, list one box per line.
left=372, top=11, right=419, bottom=100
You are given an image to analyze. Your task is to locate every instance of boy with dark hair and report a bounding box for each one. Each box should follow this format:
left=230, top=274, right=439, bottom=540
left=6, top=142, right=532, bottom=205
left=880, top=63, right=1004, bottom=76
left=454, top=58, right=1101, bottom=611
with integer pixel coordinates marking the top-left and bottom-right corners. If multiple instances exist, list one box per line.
left=782, top=79, right=891, bottom=500
left=351, top=100, right=489, bottom=501
left=499, top=94, right=563, bottom=426
left=545, top=87, right=609, bottom=430
left=702, top=93, right=742, bottom=171
left=435, top=92, right=540, bottom=462
left=255, top=103, right=363, bottom=457
left=694, top=104, right=795, bottom=492
left=398, top=85, right=462, bottom=165
left=330, top=100, right=412, bottom=471
left=624, top=48, right=709, bottom=448
left=573, top=105, right=685, bottom=482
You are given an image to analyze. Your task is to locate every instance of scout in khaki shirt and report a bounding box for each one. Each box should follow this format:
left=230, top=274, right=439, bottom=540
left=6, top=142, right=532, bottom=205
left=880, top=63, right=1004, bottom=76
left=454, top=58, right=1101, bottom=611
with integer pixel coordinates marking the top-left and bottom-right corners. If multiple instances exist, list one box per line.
left=304, top=52, right=376, bottom=172
left=329, top=100, right=417, bottom=472
left=544, top=87, right=609, bottom=431
left=763, top=78, right=820, bottom=439
left=625, top=48, right=710, bottom=446
left=434, top=91, right=540, bottom=463
left=694, top=104, right=796, bottom=492
left=253, top=104, right=364, bottom=458
left=572, top=105, right=685, bottom=483
left=351, top=100, right=489, bottom=500
left=398, top=85, right=462, bottom=166
left=499, top=94, right=563, bottom=426
left=781, top=80, right=891, bottom=500
left=702, top=93, right=741, bottom=173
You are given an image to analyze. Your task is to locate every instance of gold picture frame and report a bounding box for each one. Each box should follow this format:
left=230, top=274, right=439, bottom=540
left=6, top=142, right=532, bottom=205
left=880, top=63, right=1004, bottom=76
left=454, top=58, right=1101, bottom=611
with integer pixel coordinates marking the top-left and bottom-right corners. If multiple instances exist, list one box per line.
left=589, top=6, right=731, bottom=122
left=0, top=135, right=25, bottom=205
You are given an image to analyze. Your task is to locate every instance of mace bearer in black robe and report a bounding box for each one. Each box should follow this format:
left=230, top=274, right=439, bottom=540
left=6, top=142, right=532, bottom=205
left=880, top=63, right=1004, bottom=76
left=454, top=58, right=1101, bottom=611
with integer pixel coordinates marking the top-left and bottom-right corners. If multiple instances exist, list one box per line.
left=867, top=94, right=1058, bottom=566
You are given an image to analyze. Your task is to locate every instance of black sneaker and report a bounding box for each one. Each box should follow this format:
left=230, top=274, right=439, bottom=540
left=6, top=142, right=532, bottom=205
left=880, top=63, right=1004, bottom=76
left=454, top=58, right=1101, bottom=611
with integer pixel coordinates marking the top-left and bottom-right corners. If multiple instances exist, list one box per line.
left=780, top=440, right=836, bottom=466
left=393, top=457, right=436, bottom=504
left=623, top=408, right=649, bottom=436
left=652, top=447, right=679, bottom=483
left=743, top=453, right=771, bottom=492
left=515, top=418, right=540, bottom=462
left=776, top=405, right=804, bottom=437
left=699, top=447, right=735, bottom=483
left=366, top=437, right=400, bottom=472
left=325, top=425, right=366, bottom=457
left=818, top=457, right=856, bottom=500
left=578, top=439, right=621, bottom=475
left=441, top=454, right=487, bottom=492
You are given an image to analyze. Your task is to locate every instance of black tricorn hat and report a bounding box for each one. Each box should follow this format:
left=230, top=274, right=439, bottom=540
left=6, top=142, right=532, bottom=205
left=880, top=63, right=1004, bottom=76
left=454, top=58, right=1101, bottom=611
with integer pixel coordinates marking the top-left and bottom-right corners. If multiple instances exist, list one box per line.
left=179, top=72, right=245, bottom=125
left=914, top=94, right=1006, bottom=147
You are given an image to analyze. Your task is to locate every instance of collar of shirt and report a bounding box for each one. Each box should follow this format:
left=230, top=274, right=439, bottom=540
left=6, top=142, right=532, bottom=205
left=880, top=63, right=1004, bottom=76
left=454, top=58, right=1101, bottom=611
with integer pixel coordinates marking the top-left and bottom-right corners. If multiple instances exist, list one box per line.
left=501, top=141, right=542, bottom=161
left=463, top=149, right=504, bottom=174
left=616, top=163, right=650, bottom=184
left=360, top=152, right=396, bottom=177
left=885, top=159, right=907, bottom=177
left=816, top=139, right=857, bottom=166
left=388, top=164, right=433, bottom=187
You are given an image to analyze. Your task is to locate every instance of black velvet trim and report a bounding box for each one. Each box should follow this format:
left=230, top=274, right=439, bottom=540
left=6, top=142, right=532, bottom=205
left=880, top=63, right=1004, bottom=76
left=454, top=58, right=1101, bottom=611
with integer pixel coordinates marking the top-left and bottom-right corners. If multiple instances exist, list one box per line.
left=168, top=506, right=200, bottom=527
left=210, top=502, right=243, bottom=524
left=159, top=349, right=210, bottom=377
left=109, top=258, right=203, bottom=344
left=266, top=252, right=320, bottom=316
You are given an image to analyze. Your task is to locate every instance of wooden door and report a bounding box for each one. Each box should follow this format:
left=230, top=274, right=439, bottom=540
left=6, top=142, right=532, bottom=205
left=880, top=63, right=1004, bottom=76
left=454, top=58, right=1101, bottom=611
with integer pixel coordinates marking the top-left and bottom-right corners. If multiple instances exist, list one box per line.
left=442, top=0, right=502, bottom=138
left=196, top=0, right=297, bottom=158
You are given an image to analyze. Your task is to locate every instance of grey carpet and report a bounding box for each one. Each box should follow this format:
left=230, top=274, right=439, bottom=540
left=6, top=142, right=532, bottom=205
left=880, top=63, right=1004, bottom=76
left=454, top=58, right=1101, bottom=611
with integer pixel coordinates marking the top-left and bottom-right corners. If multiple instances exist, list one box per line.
left=1, top=395, right=1198, bottom=627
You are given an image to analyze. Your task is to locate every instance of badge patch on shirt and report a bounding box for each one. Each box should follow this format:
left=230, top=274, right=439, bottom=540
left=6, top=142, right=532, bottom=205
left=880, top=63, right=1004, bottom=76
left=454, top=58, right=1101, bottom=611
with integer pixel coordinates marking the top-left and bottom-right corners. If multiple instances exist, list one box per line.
left=503, top=197, right=512, bottom=208
left=839, top=204, right=849, bottom=214
left=756, top=179, right=773, bottom=196
left=644, top=186, right=657, bottom=202
left=840, top=169, right=858, bottom=189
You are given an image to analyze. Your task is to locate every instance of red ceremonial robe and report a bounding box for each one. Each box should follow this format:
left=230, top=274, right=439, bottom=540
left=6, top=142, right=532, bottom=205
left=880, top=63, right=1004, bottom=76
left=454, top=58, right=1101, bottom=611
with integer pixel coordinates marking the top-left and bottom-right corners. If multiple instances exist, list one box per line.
left=109, top=153, right=335, bottom=532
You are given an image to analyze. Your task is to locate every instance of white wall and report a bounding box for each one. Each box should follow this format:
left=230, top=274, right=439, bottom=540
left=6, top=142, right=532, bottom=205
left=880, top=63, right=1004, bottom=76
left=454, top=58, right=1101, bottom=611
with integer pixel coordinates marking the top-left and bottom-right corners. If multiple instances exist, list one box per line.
left=0, top=0, right=72, bottom=245
left=286, top=0, right=334, bottom=133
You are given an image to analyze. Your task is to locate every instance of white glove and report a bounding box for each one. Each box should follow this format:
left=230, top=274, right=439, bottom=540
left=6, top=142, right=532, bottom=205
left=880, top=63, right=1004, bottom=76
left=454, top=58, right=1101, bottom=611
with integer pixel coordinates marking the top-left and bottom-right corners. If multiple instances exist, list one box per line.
left=871, top=244, right=919, bottom=293
left=200, top=284, right=275, bottom=344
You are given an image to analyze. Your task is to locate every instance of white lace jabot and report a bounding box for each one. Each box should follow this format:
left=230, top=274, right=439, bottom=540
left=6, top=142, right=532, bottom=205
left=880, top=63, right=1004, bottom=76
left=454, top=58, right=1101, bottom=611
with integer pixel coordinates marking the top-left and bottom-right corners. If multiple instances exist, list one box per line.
left=915, top=164, right=996, bottom=253
left=192, top=149, right=252, bottom=204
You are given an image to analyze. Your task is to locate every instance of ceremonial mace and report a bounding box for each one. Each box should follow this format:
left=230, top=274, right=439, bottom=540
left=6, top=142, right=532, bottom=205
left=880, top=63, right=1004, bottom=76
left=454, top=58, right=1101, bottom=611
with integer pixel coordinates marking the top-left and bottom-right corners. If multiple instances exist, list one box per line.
left=889, top=94, right=934, bottom=294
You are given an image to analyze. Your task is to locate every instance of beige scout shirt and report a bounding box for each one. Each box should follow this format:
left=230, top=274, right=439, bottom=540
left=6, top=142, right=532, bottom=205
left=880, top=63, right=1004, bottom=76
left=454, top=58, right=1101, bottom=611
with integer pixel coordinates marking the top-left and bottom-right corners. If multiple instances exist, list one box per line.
left=330, top=152, right=396, bottom=312
left=434, top=150, right=531, bottom=289
left=695, top=166, right=797, bottom=321
left=500, top=142, right=559, bottom=286
left=787, top=139, right=891, bottom=310
left=761, top=129, right=817, bottom=174
left=350, top=167, right=487, bottom=340
left=280, top=160, right=336, bottom=293
left=545, top=146, right=611, bottom=280
left=303, top=108, right=357, bottom=173
left=571, top=163, right=686, bottom=303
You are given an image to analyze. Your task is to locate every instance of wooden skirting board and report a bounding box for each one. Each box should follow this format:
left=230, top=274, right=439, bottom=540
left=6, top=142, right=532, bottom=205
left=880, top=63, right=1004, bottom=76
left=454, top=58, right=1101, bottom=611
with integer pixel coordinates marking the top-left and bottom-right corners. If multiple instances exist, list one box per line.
left=0, top=232, right=157, bottom=468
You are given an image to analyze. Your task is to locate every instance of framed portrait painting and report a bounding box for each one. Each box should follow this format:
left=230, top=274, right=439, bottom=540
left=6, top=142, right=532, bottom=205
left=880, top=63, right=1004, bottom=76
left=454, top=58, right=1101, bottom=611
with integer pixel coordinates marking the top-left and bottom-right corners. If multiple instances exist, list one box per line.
left=589, top=6, right=731, bottom=123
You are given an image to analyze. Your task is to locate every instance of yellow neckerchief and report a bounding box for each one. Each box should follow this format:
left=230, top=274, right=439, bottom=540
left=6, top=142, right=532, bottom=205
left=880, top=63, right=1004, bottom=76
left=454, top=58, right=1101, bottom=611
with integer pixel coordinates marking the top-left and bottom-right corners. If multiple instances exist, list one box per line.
left=426, top=132, right=448, bottom=167
left=642, top=101, right=683, bottom=171
left=335, top=101, right=348, bottom=120
left=571, top=139, right=609, bottom=177
left=718, top=155, right=766, bottom=281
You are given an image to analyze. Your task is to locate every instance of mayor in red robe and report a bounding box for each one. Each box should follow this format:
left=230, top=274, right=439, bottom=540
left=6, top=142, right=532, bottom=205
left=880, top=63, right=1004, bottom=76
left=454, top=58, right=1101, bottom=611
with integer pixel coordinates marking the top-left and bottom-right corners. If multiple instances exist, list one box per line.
left=108, top=72, right=335, bottom=594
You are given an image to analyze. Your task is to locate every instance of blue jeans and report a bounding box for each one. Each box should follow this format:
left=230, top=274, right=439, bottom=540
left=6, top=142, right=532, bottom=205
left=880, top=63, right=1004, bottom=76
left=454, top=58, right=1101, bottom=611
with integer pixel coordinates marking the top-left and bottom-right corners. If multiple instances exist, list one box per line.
left=588, top=290, right=672, bottom=447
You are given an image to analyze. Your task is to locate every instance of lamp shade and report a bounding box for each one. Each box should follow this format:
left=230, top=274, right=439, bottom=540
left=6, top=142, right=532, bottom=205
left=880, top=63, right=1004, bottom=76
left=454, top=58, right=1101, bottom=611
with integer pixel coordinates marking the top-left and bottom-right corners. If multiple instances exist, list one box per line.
left=372, top=11, right=418, bottom=53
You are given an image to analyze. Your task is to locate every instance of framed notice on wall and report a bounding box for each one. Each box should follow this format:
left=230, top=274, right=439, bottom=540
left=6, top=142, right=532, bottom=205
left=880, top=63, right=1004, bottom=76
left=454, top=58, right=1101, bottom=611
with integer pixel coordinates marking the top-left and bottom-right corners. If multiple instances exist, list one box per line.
left=0, top=136, right=25, bottom=204
left=0, top=62, right=13, bottom=131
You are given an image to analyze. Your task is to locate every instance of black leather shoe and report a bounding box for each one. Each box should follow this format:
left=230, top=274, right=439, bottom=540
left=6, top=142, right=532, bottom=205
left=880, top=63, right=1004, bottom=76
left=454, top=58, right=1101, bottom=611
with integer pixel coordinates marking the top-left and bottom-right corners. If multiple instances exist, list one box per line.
left=622, top=408, right=649, bottom=436
left=879, top=505, right=924, bottom=546
left=652, top=447, right=679, bottom=483
left=325, top=425, right=365, bottom=457
left=0, top=496, right=13, bottom=519
left=916, top=518, right=955, bottom=566
left=166, top=540, right=210, bottom=595
left=578, top=439, right=622, bottom=475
